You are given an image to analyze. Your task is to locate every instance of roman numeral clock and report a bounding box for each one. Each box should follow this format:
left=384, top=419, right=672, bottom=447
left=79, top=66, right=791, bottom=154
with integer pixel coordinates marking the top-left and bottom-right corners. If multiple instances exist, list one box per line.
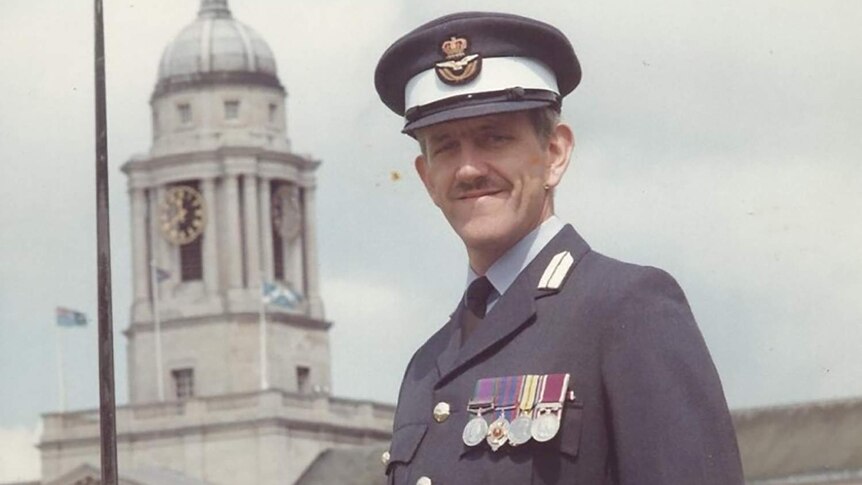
left=160, top=185, right=206, bottom=245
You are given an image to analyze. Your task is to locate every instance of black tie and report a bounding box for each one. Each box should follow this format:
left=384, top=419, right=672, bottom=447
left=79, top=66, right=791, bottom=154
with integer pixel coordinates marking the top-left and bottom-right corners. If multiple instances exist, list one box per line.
left=465, top=276, right=495, bottom=318
left=461, top=277, right=496, bottom=345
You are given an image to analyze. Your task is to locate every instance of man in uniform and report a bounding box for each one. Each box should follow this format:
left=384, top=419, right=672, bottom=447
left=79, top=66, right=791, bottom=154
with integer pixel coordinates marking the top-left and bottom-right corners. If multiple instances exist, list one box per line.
left=374, top=11, right=743, bottom=485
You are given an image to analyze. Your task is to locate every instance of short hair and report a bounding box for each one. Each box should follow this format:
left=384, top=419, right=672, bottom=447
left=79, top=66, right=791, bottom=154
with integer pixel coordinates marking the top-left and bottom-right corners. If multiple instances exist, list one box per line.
left=526, top=106, right=561, bottom=145
left=417, top=106, right=561, bottom=156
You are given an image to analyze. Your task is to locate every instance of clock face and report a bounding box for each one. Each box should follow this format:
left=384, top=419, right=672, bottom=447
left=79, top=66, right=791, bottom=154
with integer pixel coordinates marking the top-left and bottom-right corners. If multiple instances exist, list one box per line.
left=160, top=185, right=206, bottom=245
left=272, top=184, right=301, bottom=240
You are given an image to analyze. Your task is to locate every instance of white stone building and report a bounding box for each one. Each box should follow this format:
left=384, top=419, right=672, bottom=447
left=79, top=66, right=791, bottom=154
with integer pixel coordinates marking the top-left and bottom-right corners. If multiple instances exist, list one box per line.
left=34, top=1, right=394, bottom=483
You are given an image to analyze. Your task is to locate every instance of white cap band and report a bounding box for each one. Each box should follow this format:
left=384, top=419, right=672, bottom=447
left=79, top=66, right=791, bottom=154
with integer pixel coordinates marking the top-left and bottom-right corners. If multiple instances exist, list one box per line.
left=404, top=56, right=560, bottom=111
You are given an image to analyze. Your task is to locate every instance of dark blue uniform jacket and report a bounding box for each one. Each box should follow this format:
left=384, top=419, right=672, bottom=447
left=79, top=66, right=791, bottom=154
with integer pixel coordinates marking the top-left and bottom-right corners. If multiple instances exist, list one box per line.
left=386, top=225, right=744, bottom=484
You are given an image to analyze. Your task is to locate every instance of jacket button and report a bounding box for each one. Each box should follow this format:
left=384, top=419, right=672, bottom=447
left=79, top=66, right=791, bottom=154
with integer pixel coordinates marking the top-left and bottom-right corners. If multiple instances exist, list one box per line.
left=416, top=477, right=432, bottom=485
left=381, top=450, right=390, bottom=466
left=432, top=402, right=450, bottom=423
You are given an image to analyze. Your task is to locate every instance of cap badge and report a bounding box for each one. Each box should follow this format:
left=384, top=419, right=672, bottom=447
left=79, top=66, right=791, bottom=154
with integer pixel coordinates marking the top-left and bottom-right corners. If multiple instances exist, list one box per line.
left=435, top=36, right=482, bottom=85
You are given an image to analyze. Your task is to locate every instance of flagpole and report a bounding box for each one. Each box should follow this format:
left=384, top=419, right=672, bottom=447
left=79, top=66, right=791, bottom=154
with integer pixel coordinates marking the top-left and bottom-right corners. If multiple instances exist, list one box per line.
left=259, top=280, right=268, bottom=390
left=94, top=0, right=119, bottom=482
left=54, top=319, right=66, bottom=413
left=150, top=260, right=165, bottom=402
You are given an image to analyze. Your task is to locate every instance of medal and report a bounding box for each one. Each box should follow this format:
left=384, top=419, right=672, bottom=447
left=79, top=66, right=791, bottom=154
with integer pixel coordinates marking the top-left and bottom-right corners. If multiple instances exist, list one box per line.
left=508, top=415, right=533, bottom=445
left=485, top=375, right=522, bottom=451
left=531, top=411, right=561, bottom=442
left=462, top=413, right=489, bottom=447
left=530, top=373, right=570, bottom=442
left=486, top=416, right=510, bottom=451
left=463, top=378, right=495, bottom=447
left=508, top=374, right=539, bottom=446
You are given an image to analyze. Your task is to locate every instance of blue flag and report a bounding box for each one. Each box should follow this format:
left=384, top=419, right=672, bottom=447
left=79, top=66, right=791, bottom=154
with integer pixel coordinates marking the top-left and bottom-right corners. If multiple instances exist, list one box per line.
left=262, top=281, right=302, bottom=309
left=56, top=307, right=87, bottom=327
left=155, top=267, right=171, bottom=282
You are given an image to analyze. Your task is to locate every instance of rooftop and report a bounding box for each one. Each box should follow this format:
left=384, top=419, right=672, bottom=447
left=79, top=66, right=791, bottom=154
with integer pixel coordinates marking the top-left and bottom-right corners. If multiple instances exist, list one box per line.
left=734, top=396, right=862, bottom=482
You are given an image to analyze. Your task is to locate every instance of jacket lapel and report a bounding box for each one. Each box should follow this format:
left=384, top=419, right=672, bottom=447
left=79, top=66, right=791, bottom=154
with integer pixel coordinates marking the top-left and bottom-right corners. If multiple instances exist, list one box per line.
left=434, top=225, right=591, bottom=386
left=434, top=304, right=466, bottom=382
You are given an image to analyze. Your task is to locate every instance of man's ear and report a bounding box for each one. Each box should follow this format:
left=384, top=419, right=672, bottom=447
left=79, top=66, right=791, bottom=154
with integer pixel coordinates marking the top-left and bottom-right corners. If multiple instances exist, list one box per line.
left=545, top=122, right=575, bottom=189
left=414, top=154, right=440, bottom=206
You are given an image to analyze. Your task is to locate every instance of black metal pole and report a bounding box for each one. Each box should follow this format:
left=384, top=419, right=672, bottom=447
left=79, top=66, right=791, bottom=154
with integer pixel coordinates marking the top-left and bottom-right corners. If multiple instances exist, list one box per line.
left=94, top=0, right=118, bottom=483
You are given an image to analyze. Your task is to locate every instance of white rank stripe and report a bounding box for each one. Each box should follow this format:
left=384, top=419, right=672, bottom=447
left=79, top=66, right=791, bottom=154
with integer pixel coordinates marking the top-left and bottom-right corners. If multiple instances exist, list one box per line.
left=538, top=252, right=565, bottom=288
left=538, top=251, right=574, bottom=290
left=547, top=252, right=574, bottom=289
left=405, top=56, right=560, bottom=111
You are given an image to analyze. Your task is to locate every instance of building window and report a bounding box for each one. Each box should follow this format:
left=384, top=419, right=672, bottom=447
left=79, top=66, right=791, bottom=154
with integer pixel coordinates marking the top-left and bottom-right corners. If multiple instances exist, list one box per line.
left=180, top=235, right=203, bottom=281
left=273, top=229, right=285, bottom=281
left=268, top=103, right=277, bottom=123
left=224, top=100, right=240, bottom=120
left=296, top=366, right=310, bottom=393
left=172, top=368, right=194, bottom=399
left=271, top=180, right=285, bottom=280
left=177, top=103, right=192, bottom=124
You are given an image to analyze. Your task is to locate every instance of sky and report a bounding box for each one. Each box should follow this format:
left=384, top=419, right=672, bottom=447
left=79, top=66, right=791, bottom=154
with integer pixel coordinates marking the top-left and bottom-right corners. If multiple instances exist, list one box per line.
left=1, top=0, right=861, bottom=481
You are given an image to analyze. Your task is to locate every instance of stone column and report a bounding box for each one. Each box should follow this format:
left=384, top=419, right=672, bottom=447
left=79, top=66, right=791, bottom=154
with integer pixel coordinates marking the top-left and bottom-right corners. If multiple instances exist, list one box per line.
left=243, top=174, right=261, bottom=288
left=259, top=176, right=274, bottom=283
left=130, top=187, right=148, bottom=303
left=224, top=174, right=243, bottom=289
left=150, top=186, right=172, bottom=292
left=201, top=177, right=219, bottom=294
left=288, top=234, right=300, bottom=290
left=302, top=185, right=324, bottom=318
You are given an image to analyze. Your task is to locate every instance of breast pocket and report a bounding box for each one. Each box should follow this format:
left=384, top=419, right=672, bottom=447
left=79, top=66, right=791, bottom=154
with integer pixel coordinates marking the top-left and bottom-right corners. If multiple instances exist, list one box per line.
left=386, top=423, right=427, bottom=485
left=558, top=402, right=584, bottom=458
left=532, top=403, right=585, bottom=485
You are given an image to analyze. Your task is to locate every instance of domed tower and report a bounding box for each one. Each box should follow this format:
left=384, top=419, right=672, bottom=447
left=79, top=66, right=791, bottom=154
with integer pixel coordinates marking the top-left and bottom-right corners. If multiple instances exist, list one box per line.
left=151, top=0, right=289, bottom=156
left=39, top=3, right=393, bottom=484
left=122, top=0, right=328, bottom=404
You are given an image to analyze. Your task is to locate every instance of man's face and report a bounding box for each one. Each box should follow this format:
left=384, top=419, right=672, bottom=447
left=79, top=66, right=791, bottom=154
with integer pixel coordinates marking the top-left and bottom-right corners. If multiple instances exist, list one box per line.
left=414, top=111, right=572, bottom=264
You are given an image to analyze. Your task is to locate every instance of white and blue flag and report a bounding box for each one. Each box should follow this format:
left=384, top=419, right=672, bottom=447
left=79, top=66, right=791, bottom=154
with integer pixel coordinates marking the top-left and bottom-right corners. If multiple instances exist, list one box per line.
left=262, top=281, right=302, bottom=309
left=56, top=307, right=88, bottom=327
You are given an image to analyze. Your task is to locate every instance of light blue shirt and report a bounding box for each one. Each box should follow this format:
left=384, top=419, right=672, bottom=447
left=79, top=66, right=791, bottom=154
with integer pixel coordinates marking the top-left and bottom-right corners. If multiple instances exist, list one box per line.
left=465, top=215, right=566, bottom=313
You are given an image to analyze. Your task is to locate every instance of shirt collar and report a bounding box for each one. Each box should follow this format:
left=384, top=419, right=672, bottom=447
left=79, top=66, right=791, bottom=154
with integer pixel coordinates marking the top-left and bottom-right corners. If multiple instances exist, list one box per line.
left=465, top=215, right=566, bottom=297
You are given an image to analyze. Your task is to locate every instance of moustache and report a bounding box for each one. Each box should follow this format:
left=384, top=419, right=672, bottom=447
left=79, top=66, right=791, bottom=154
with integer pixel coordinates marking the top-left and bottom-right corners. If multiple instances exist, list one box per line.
left=449, top=176, right=507, bottom=199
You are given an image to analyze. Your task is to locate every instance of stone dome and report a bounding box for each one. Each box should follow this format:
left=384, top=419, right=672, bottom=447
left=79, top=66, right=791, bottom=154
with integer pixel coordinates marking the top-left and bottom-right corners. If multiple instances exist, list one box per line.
left=153, top=0, right=282, bottom=98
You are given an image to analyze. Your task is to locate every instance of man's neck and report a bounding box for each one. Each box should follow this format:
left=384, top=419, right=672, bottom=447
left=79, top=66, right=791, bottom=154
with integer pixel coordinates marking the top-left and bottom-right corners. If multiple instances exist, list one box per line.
left=467, top=214, right=555, bottom=275
left=467, top=248, right=508, bottom=276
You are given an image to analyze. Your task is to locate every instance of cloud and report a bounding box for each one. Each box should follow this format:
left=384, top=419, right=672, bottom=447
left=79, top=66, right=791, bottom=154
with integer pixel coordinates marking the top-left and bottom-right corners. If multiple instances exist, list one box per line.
left=560, top=147, right=862, bottom=408
left=324, top=270, right=461, bottom=403
left=0, top=425, right=40, bottom=482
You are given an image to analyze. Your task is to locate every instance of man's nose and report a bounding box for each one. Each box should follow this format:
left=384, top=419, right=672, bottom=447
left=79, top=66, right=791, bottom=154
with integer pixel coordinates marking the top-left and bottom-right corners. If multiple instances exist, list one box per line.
left=453, top=144, right=489, bottom=182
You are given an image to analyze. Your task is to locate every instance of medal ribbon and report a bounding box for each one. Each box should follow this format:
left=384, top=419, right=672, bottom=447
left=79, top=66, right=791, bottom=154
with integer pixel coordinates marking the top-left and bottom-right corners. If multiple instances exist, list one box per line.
left=539, top=373, right=569, bottom=405
left=469, top=377, right=496, bottom=410
left=496, top=375, right=521, bottom=420
left=517, top=374, right=539, bottom=417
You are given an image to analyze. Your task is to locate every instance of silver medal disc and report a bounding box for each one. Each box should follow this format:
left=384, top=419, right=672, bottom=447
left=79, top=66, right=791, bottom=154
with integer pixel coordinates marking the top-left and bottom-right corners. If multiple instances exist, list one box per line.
left=508, top=415, right=533, bottom=446
left=531, top=412, right=561, bottom=442
left=462, top=416, right=489, bottom=447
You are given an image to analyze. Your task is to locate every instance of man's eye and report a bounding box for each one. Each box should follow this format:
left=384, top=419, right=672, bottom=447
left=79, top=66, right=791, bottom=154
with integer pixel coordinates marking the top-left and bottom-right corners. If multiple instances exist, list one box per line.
left=483, top=133, right=511, bottom=144
left=433, top=142, right=457, bottom=155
